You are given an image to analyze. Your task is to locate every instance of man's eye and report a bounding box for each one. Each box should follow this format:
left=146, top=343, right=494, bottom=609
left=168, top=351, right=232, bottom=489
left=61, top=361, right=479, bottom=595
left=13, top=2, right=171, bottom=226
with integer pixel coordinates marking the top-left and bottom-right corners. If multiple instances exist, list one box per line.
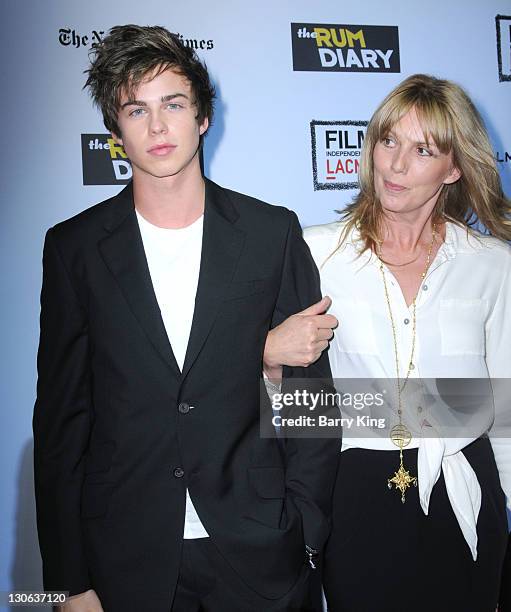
left=166, top=103, right=183, bottom=110
left=129, top=108, right=146, bottom=117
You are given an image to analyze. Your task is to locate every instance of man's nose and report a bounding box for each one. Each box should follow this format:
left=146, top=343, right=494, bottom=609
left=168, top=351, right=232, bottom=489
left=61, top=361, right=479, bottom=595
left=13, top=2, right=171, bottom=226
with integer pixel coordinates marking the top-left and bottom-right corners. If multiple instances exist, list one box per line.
left=149, top=111, right=168, bottom=135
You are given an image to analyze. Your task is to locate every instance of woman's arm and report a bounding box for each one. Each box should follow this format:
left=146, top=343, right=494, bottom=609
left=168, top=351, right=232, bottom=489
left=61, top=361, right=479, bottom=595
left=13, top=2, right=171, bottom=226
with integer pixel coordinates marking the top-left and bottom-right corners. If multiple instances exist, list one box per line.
left=485, top=248, right=511, bottom=511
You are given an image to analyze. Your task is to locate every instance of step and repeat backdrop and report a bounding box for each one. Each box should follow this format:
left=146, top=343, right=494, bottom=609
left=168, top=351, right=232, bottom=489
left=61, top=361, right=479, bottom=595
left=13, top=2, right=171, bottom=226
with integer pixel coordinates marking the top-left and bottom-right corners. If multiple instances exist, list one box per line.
left=1, top=0, right=510, bottom=608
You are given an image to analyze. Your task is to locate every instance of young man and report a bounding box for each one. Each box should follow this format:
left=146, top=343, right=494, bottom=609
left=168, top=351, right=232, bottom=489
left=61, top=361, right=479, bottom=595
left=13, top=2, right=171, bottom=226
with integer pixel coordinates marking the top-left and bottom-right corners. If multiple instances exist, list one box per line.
left=33, top=25, right=339, bottom=612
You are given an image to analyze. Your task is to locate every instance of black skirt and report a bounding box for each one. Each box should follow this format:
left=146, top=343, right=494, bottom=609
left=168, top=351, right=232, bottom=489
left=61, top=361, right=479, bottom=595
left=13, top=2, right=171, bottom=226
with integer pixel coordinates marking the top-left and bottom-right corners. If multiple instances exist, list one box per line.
left=322, top=437, right=508, bottom=612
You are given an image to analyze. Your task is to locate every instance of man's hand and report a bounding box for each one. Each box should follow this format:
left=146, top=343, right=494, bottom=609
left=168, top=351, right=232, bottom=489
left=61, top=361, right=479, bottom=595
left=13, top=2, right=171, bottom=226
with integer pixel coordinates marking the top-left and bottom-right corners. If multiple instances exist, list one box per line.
left=58, top=589, right=104, bottom=612
left=263, top=296, right=337, bottom=378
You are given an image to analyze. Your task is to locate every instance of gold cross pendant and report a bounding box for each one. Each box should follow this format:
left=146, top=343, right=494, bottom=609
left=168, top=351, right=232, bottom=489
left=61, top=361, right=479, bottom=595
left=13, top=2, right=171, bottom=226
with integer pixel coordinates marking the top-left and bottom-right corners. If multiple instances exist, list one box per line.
left=388, top=453, right=417, bottom=503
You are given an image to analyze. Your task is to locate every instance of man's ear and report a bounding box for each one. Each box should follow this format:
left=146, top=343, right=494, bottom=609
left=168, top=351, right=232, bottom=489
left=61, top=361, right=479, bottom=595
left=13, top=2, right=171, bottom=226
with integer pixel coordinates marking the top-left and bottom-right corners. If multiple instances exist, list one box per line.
left=444, top=165, right=462, bottom=185
left=111, top=132, right=123, bottom=146
left=199, top=117, right=209, bottom=136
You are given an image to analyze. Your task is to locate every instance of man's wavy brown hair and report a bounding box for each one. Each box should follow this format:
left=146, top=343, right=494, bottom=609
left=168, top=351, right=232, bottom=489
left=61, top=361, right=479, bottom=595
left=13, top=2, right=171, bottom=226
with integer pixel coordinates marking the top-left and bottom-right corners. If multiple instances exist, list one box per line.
left=84, top=24, right=215, bottom=138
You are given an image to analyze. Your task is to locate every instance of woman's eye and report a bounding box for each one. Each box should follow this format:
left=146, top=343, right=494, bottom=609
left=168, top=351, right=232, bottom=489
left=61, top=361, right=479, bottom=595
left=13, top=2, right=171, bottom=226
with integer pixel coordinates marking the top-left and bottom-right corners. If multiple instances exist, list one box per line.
left=417, top=147, right=432, bottom=157
left=382, top=137, right=394, bottom=147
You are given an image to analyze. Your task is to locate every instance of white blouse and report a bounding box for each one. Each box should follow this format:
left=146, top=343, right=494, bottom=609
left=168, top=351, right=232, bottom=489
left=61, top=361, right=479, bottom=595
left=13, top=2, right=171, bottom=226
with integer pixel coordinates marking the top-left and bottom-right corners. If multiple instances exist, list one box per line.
left=304, top=220, right=511, bottom=560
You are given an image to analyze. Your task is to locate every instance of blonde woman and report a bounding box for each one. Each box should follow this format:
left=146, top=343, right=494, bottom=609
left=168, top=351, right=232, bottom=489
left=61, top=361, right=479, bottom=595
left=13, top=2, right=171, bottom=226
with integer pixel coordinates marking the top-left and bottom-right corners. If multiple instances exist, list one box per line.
left=264, top=74, right=511, bottom=611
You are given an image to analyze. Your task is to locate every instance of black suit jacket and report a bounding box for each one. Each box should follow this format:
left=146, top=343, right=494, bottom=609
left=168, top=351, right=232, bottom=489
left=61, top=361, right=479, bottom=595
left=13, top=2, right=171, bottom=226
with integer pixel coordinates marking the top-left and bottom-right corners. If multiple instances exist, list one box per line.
left=33, top=179, right=340, bottom=611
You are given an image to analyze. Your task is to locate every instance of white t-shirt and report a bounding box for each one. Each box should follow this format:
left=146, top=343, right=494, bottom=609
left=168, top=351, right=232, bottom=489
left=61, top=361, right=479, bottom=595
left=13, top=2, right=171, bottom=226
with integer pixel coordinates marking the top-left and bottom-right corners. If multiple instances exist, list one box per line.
left=137, top=210, right=209, bottom=539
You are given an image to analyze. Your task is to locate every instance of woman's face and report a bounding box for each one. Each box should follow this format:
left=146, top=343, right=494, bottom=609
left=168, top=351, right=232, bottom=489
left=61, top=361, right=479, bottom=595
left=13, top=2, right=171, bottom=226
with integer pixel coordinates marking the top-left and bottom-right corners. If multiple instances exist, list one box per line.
left=372, top=107, right=460, bottom=220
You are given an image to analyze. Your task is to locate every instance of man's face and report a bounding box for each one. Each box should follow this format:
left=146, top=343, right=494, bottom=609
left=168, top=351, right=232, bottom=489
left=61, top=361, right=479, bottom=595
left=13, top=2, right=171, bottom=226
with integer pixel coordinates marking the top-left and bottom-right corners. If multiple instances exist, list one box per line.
left=113, top=68, right=208, bottom=182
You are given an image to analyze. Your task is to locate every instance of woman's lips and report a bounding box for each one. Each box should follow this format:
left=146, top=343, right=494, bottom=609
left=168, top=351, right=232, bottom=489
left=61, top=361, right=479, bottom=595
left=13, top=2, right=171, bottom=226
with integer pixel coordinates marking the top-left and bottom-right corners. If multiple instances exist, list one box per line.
left=148, top=144, right=176, bottom=156
left=384, top=179, right=407, bottom=192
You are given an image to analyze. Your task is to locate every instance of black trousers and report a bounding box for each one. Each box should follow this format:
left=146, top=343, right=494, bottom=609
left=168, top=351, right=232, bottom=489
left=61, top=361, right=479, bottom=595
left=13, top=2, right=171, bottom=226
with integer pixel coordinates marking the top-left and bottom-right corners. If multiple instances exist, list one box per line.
left=171, top=539, right=316, bottom=612
left=322, top=437, right=508, bottom=612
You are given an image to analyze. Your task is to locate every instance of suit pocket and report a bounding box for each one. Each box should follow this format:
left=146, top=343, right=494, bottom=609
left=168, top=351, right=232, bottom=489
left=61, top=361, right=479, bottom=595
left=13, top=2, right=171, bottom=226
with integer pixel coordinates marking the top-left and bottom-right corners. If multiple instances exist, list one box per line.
left=244, top=467, right=286, bottom=530
left=81, top=441, right=115, bottom=518
left=223, top=280, right=266, bottom=302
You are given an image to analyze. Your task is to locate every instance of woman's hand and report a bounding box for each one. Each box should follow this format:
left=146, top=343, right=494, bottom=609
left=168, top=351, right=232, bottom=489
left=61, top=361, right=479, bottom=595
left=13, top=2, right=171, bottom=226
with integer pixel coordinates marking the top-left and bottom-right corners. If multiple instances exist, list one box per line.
left=263, top=296, right=337, bottom=378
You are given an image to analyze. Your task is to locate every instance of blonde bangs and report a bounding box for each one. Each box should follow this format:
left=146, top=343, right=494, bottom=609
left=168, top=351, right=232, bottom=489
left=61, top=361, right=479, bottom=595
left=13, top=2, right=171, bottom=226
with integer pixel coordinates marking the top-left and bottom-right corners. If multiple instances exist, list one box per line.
left=326, top=74, right=511, bottom=265
left=375, top=89, right=454, bottom=154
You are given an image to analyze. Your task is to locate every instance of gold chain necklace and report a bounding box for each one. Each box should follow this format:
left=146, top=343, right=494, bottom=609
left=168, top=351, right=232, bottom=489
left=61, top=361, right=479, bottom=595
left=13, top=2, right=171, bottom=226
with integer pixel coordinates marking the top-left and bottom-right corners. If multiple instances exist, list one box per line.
left=378, top=224, right=437, bottom=503
left=377, top=249, right=421, bottom=268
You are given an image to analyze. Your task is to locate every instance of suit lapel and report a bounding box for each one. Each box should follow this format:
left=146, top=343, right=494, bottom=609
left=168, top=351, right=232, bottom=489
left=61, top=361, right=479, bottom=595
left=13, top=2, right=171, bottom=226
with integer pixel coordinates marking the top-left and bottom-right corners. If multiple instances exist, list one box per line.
left=98, top=183, right=181, bottom=375
left=181, top=180, right=245, bottom=380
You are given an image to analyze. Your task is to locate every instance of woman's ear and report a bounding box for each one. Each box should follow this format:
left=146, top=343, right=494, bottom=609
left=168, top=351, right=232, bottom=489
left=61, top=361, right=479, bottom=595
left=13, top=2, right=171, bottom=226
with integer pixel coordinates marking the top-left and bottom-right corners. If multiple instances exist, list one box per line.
left=444, top=165, right=462, bottom=185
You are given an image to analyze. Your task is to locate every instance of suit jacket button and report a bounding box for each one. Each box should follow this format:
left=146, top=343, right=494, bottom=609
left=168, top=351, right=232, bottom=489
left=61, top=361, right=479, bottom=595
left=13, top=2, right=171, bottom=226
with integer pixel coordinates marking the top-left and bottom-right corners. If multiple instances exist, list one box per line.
left=178, top=402, right=190, bottom=414
left=173, top=467, right=185, bottom=478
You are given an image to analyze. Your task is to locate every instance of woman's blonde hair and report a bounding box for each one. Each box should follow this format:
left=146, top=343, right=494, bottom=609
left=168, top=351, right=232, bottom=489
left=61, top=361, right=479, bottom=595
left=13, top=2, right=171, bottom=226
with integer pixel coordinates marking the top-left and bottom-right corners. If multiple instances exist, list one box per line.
left=335, top=73, right=511, bottom=256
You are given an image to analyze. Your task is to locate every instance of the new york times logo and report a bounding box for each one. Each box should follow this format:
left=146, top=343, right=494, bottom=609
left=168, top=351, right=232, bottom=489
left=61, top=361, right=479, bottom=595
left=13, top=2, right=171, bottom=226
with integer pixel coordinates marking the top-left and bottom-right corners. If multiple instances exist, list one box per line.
left=291, top=23, right=400, bottom=73
left=59, top=28, right=104, bottom=49
left=496, top=15, right=511, bottom=82
left=311, top=121, right=368, bottom=190
left=59, top=27, right=214, bottom=51
left=81, top=134, right=131, bottom=186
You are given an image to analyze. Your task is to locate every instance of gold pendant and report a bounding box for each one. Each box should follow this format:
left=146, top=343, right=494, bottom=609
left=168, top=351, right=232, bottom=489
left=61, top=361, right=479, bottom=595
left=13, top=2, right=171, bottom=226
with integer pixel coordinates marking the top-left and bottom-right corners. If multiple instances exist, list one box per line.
left=390, top=423, right=412, bottom=449
left=388, top=424, right=417, bottom=503
left=388, top=457, right=417, bottom=503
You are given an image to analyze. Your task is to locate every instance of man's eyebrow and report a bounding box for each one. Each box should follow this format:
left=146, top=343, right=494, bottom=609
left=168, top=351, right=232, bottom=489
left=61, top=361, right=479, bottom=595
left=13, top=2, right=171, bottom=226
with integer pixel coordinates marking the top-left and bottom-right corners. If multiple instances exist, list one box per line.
left=121, top=93, right=189, bottom=110
left=121, top=99, right=146, bottom=110
left=161, top=93, right=189, bottom=102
